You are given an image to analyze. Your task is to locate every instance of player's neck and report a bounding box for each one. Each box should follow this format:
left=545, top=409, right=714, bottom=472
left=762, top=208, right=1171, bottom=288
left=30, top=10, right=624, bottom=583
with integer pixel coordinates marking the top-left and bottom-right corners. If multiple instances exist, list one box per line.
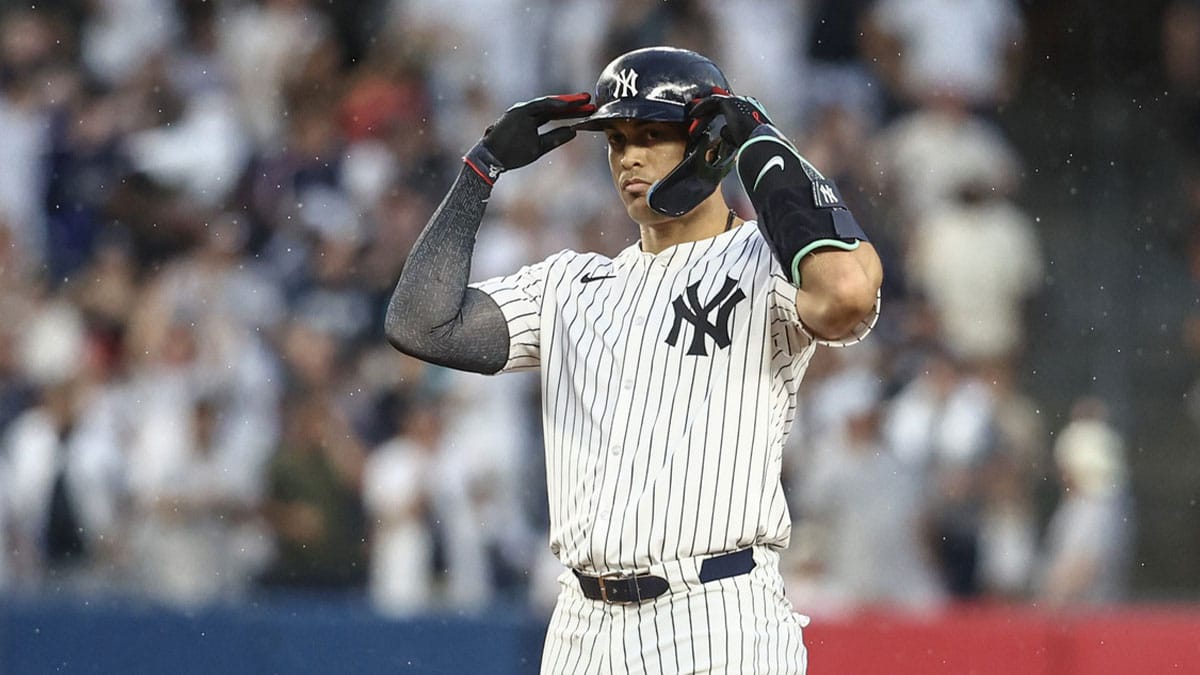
left=638, top=195, right=740, bottom=255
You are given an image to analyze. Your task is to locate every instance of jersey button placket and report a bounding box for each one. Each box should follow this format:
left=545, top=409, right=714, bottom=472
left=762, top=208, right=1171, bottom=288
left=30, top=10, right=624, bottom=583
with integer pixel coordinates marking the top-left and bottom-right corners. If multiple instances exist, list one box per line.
left=589, top=260, right=650, bottom=555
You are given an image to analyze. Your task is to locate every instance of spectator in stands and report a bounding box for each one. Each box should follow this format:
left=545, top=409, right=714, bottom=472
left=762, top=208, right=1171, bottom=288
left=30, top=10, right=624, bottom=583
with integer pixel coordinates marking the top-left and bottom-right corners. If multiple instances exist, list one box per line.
left=258, top=389, right=368, bottom=591
left=363, top=396, right=444, bottom=616
left=797, top=366, right=946, bottom=612
left=217, top=0, right=333, bottom=146
left=387, top=0, right=550, bottom=109
left=64, top=231, right=137, bottom=370
left=794, top=0, right=881, bottom=130
left=126, top=391, right=274, bottom=607
left=903, top=153, right=1044, bottom=373
left=42, top=82, right=127, bottom=281
left=120, top=58, right=250, bottom=210
left=290, top=187, right=376, bottom=347
left=3, top=300, right=125, bottom=593
left=870, top=94, right=1024, bottom=233
left=884, top=350, right=997, bottom=598
left=365, top=388, right=516, bottom=614
left=975, top=364, right=1045, bottom=600
left=0, top=7, right=68, bottom=273
left=79, top=0, right=180, bottom=88
left=244, top=91, right=346, bottom=288
left=861, top=0, right=1025, bottom=114
left=1036, top=399, right=1134, bottom=607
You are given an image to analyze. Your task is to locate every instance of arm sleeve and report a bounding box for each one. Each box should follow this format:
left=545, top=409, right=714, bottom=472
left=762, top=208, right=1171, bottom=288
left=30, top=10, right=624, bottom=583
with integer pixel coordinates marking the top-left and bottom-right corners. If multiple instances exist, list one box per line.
left=384, top=166, right=511, bottom=374
left=736, top=126, right=869, bottom=287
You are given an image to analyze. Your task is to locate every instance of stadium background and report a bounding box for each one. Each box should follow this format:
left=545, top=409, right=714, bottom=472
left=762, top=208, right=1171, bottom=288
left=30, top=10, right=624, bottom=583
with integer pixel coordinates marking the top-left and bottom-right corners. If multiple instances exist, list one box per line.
left=0, top=0, right=1197, bottom=673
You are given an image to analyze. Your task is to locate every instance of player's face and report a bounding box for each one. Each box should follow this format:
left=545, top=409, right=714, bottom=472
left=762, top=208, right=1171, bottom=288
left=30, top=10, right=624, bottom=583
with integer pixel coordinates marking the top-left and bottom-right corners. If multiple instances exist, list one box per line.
left=604, top=119, right=689, bottom=225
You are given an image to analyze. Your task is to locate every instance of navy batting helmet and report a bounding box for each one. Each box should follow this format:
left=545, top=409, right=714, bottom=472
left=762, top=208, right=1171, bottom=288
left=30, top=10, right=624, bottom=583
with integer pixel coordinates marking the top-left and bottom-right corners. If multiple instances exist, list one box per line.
left=575, top=46, right=738, bottom=217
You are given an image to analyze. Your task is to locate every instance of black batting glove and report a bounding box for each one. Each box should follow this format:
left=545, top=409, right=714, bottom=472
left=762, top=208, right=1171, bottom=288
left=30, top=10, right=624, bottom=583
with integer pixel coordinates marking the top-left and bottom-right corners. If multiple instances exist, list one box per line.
left=464, top=93, right=596, bottom=185
left=686, top=94, right=774, bottom=150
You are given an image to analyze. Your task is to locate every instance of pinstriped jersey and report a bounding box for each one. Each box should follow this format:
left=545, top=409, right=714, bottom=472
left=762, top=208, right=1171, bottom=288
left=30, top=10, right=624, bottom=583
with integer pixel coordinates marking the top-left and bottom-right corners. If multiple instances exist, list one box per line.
left=471, top=222, right=874, bottom=574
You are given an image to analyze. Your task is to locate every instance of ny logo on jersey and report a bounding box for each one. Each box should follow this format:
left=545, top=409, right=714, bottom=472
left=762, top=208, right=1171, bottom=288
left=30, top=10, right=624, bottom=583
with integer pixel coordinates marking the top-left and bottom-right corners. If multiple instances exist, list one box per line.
left=613, top=68, right=639, bottom=98
left=665, top=276, right=746, bottom=356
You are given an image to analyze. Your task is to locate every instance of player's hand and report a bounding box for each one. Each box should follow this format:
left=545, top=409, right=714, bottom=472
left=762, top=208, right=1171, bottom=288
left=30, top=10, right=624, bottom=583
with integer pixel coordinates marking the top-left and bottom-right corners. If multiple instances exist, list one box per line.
left=464, top=93, right=596, bottom=185
left=686, top=94, right=773, bottom=150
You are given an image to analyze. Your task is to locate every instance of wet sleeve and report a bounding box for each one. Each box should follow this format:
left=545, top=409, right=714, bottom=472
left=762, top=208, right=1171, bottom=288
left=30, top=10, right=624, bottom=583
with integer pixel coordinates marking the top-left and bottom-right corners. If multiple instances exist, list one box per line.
left=383, top=166, right=510, bottom=374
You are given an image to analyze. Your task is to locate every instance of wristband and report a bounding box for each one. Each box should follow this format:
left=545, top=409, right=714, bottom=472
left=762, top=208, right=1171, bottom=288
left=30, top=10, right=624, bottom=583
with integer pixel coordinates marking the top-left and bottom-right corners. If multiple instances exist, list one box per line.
left=463, top=142, right=505, bottom=186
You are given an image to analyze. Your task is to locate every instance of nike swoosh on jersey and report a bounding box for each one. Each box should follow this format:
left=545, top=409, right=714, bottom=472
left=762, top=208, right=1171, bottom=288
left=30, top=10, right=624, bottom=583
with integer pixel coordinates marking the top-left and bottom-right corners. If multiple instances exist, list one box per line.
left=753, top=155, right=785, bottom=191
left=580, top=272, right=616, bottom=283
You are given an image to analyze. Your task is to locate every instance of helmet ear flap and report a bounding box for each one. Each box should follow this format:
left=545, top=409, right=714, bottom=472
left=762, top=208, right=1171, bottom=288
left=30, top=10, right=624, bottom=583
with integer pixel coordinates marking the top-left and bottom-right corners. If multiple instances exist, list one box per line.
left=646, top=114, right=736, bottom=217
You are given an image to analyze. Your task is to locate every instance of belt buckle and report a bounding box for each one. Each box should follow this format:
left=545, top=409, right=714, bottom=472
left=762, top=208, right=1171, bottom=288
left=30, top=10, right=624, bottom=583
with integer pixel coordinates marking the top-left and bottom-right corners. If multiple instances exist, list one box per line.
left=598, top=571, right=639, bottom=605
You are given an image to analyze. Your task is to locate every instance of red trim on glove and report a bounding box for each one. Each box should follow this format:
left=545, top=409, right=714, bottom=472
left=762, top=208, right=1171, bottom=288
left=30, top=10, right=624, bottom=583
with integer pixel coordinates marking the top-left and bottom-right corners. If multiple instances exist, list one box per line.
left=553, top=93, right=592, bottom=104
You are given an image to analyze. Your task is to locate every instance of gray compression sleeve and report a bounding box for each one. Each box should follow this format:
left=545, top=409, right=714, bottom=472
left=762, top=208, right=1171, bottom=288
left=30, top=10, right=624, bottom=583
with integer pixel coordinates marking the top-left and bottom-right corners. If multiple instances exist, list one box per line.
left=383, top=167, right=510, bottom=374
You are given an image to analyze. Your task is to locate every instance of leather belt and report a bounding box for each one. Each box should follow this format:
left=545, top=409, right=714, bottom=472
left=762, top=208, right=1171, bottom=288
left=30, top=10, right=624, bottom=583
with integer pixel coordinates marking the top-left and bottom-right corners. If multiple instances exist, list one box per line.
left=573, top=548, right=756, bottom=605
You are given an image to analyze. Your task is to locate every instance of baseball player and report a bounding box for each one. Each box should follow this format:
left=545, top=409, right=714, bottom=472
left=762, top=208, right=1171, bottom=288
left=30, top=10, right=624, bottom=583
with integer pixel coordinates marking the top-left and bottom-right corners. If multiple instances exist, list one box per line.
left=386, top=47, right=882, bottom=674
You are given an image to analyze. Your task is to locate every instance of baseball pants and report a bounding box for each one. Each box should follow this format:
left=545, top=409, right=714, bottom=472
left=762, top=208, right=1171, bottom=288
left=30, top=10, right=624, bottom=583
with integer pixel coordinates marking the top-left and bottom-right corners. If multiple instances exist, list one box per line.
left=540, top=546, right=808, bottom=674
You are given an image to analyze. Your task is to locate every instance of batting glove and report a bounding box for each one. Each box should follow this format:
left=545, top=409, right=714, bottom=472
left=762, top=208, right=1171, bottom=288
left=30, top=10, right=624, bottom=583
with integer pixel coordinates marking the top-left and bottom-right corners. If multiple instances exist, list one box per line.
left=464, top=93, right=596, bottom=185
left=686, top=93, right=774, bottom=150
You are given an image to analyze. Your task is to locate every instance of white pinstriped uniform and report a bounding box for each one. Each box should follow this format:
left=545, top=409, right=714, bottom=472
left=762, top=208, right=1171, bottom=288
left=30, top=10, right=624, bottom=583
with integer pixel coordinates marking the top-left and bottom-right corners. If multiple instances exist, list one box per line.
left=472, top=222, right=875, bottom=674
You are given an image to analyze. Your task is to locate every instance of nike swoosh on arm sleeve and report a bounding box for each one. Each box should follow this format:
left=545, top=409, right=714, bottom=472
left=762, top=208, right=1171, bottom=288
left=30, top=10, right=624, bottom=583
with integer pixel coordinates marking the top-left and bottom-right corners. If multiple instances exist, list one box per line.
left=752, top=155, right=786, bottom=191
left=384, top=166, right=510, bottom=374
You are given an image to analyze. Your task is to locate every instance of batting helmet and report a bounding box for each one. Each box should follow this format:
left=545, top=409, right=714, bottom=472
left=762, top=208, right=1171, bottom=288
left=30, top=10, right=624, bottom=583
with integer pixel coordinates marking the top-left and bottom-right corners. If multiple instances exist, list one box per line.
left=574, top=46, right=738, bottom=217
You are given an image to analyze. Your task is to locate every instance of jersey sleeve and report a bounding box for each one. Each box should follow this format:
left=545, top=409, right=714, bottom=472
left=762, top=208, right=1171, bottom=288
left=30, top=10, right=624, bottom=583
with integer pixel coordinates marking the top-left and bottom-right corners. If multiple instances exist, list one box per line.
left=470, top=251, right=566, bottom=373
left=768, top=271, right=814, bottom=362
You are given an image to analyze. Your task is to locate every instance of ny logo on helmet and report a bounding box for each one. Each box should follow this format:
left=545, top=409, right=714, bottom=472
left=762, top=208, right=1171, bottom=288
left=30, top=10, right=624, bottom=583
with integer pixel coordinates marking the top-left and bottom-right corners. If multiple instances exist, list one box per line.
left=665, top=276, right=745, bottom=356
left=613, top=68, right=639, bottom=98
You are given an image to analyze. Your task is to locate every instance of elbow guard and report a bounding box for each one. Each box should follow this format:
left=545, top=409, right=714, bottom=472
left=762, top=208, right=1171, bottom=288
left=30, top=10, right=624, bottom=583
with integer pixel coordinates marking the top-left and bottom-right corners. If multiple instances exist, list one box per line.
left=736, top=126, right=868, bottom=286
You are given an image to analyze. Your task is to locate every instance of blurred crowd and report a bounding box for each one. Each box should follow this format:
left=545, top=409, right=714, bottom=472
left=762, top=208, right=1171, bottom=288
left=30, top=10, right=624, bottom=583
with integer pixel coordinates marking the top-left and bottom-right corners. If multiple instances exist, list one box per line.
left=0, top=0, right=1139, bottom=620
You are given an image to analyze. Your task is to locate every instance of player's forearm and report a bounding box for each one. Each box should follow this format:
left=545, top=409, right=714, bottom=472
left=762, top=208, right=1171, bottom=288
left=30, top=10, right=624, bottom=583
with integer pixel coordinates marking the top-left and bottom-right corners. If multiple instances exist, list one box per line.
left=384, top=166, right=509, bottom=374
left=794, top=242, right=883, bottom=340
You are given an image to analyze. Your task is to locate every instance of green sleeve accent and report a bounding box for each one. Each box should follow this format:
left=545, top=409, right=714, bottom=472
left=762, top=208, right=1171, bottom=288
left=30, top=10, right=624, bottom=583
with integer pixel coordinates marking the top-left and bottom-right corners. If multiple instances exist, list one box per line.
left=790, top=238, right=861, bottom=286
left=736, top=130, right=800, bottom=159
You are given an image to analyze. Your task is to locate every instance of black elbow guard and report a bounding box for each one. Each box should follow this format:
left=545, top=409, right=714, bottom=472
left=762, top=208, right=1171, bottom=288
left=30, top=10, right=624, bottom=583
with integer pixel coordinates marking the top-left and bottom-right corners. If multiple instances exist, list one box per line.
left=736, top=126, right=868, bottom=286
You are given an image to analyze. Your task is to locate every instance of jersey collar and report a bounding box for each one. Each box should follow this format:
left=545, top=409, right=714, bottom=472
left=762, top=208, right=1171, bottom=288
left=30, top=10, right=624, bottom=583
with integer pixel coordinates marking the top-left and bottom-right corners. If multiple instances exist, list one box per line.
left=618, top=221, right=751, bottom=271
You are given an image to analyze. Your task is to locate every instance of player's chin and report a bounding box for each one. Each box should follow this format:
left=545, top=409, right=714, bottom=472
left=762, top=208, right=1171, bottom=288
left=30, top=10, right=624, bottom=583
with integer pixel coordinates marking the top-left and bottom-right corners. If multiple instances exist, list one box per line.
left=623, top=196, right=667, bottom=226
